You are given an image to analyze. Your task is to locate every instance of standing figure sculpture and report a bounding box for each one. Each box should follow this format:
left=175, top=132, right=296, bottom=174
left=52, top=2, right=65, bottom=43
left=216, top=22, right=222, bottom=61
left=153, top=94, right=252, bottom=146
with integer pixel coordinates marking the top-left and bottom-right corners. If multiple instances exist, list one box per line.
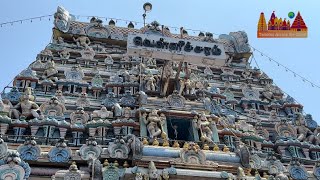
left=161, top=62, right=174, bottom=96
left=194, top=112, right=213, bottom=143
left=142, top=109, right=166, bottom=139
left=12, top=87, right=40, bottom=120
left=144, top=72, right=157, bottom=91
left=179, top=78, right=195, bottom=95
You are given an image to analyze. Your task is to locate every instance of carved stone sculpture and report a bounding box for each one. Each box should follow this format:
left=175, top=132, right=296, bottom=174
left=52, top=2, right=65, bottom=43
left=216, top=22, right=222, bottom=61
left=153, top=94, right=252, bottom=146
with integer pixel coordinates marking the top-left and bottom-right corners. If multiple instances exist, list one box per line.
left=147, top=161, right=161, bottom=180
left=295, top=113, right=315, bottom=143
left=54, top=6, right=71, bottom=33
left=161, top=62, right=174, bottom=95
left=73, top=35, right=91, bottom=48
left=268, top=110, right=280, bottom=122
left=179, top=78, right=195, bottom=95
left=12, top=87, right=40, bottom=120
left=76, top=93, right=90, bottom=107
left=0, top=151, right=31, bottom=180
left=92, top=106, right=112, bottom=120
left=59, top=49, right=70, bottom=65
left=42, top=61, right=58, bottom=82
left=40, top=96, right=66, bottom=118
left=194, top=113, right=214, bottom=143
left=142, top=109, right=166, bottom=139
left=144, top=72, right=157, bottom=91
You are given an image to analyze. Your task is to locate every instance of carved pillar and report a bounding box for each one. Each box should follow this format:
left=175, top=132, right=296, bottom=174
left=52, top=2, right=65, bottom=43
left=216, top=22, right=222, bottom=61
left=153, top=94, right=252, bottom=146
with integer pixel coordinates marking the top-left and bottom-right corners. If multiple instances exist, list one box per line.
left=211, top=121, right=220, bottom=143
left=302, top=148, right=310, bottom=159
left=192, top=121, right=200, bottom=142
left=139, top=115, right=148, bottom=137
left=59, top=127, right=67, bottom=139
left=12, top=127, right=26, bottom=142
left=30, top=125, right=39, bottom=136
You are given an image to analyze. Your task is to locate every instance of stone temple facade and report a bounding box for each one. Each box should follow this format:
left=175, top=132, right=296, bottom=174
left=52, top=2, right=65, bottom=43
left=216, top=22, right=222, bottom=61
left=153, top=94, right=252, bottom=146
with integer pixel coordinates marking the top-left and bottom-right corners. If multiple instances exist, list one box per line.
left=0, top=6, right=319, bottom=180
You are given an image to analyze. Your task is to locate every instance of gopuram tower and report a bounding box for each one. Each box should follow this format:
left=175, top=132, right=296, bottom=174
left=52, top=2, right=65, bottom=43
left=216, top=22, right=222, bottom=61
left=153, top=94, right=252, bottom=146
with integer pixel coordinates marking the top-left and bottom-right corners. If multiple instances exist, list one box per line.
left=0, top=5, right=318, bottom=180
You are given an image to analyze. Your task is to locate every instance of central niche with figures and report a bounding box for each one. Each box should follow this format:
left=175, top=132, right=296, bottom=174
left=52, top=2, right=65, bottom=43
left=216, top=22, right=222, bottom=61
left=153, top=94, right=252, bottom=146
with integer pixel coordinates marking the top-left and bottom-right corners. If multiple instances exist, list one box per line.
left=167, top=117, right=195, bottom=141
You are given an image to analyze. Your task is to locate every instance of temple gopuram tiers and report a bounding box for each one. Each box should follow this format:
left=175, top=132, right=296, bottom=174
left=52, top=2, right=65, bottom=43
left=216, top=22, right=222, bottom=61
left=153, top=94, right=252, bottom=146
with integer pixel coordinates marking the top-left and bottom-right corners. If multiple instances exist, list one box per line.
left=0, top=6, right=319, bottom=180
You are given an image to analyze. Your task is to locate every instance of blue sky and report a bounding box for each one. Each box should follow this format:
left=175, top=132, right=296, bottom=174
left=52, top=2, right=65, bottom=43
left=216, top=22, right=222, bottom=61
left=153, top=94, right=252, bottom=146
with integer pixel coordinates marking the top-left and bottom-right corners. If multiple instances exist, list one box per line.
left=0, top=0, right=319, bottom=122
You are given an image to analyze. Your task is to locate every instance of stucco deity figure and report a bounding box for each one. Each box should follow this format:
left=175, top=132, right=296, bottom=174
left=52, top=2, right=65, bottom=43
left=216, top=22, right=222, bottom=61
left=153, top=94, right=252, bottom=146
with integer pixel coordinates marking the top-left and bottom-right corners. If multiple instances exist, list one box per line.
left=135, top=172, right=143, bottom=180
left=12, top=88, right=40, bottom=120
left=146, top=57, right=157, bottom=67
left=261, top=84, right=274, bottom=101
left=39, top=96, right=66, bottom=118
left=42, top=61, right=58, bottom=81
left=112, top=103, right=122, bottom=117
left=162, top=62, right=174, bottom=95
left=56, top=36, right=65, bottom=44
left=268, top=110, right=280, bottom=121
left=194, top=112, right=213, bottom=143
left=0, top=99, right=11, bottom=115
left=142, top=109, right=165, bottom=139
left=179, top=78, right=195, bottom=95
left=55, top=90, right=65, bottom=104
left=73, top=35, right=91, bottom=48
left=144, top=72, right=157, bottom=91
left=295, top=113, right=315, bottom=143
left=92, top=106, right=112, bottom=122
left=122, top=107, right=131, bottom=119
left=241, top=69, right=252, bottom=79
left=105, top=55, right=114, bottom=70
left=58, top=49, right=70, bottom=64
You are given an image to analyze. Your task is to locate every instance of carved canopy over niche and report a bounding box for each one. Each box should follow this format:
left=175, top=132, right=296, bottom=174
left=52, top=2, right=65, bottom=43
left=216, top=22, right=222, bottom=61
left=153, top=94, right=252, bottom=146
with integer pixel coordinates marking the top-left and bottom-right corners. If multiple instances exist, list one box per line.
left=275, top=120, right=297, bottom=139
left=0, top=151, right=31, bottom=180
left=85, top=23, right=111, bottom=39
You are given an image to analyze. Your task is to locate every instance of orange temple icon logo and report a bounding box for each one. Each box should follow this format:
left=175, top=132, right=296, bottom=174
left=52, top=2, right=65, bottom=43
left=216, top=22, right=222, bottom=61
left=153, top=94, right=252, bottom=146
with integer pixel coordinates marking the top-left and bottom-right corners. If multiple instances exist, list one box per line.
left=257, top=11, right=308, bottom=38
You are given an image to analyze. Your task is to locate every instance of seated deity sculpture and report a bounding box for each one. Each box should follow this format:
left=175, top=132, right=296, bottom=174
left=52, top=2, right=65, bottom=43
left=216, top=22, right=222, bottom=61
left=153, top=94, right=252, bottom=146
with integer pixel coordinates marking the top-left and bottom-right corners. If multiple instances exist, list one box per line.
left=92, top=106, right=112, bottom=123
left=73, top=35, right=90, bottom=48
left=142, top=109, right=166, bottom=139
left=295, top=113, right=315, bottom=143
left=42, top=61, right=58, bottom=81
left=12, top=87, right=40, bottom=120
left=194, top=112, right=213, bottom=143
left=93, top=106, right=111, bottom=119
